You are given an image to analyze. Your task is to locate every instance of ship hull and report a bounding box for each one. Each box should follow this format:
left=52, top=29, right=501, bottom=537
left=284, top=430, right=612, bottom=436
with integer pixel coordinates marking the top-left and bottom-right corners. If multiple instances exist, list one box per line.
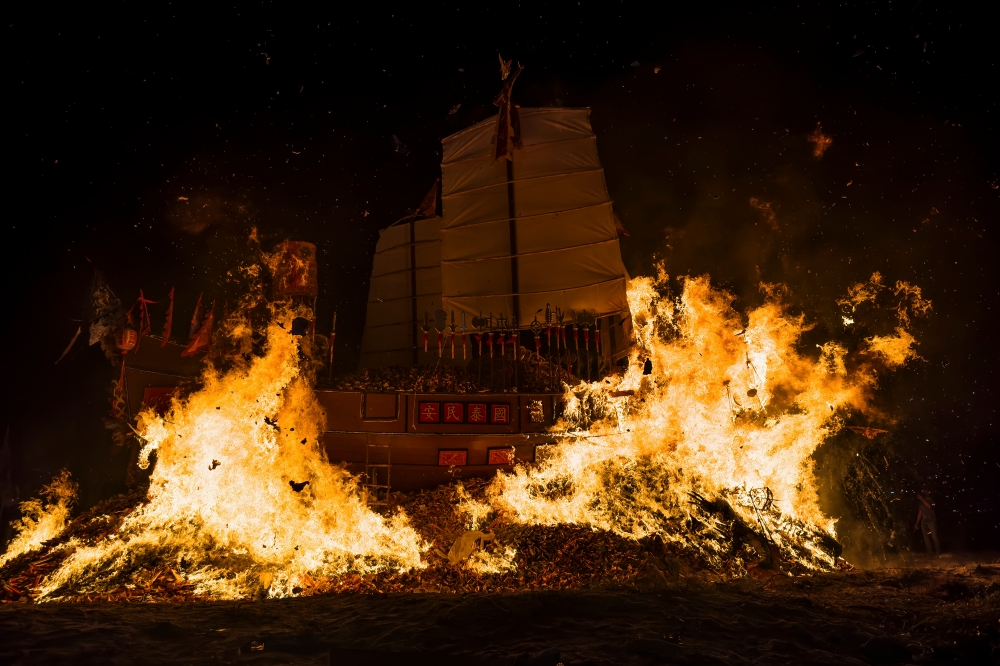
left=121, top=336, right=558, bottom=492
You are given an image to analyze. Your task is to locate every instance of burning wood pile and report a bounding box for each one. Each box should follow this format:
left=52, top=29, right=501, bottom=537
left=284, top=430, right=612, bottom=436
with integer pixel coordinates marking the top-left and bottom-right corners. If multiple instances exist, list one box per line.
left=1, top=264, right=933, bottom=603
left=0, top=491, right=204, bottom=603
left=1, top=477, right=842, bottom=602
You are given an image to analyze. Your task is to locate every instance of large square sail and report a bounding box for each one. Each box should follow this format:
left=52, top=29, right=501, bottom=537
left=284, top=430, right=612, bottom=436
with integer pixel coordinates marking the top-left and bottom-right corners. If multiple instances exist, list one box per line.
left=439, top=107, right=630, bottom=328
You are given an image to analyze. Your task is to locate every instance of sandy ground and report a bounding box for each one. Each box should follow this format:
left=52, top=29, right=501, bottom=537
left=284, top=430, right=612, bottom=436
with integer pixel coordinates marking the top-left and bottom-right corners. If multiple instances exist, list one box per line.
left=1, top=553, right=996, bottom=665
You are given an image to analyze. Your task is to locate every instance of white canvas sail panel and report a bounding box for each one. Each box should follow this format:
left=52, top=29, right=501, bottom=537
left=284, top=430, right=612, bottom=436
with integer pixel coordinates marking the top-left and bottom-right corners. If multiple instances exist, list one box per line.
left=358, top=215, right=445, bottom=368
left=439, top=107, right=629, bottom=327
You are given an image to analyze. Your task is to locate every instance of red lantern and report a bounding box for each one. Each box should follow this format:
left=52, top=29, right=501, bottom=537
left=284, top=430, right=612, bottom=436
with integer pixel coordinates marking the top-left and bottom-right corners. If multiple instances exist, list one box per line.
left=118, top=327, right=138, bottom=351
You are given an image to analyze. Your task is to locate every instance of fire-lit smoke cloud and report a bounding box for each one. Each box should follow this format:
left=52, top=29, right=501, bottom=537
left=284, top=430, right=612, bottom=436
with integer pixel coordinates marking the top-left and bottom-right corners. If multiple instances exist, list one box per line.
left=838, top=272, right=933, bottom=368
left=808, top=123, right=832, bottom=158
left=749, top=197, right=779, bottom=229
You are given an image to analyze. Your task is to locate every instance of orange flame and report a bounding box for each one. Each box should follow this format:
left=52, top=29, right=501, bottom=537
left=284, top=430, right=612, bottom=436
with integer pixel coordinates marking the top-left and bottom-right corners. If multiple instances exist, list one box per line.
left=6, top=259, right=927, bottom=594
left=34, top=293, right=424, bottom=600
left=0, top=470, right=77, bottom=567
left=488, top=273, right=916, bottom=570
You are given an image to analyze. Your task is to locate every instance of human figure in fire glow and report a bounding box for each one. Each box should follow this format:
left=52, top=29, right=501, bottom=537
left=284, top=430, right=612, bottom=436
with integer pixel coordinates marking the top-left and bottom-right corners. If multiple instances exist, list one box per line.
left=914, top=490, right=940, bottom=556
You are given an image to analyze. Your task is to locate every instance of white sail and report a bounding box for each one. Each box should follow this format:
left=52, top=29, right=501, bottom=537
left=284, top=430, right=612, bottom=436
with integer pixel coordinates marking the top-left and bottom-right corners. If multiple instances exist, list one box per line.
left=439, top=107, right=630, bottom=328
left=358, top=215, right=444, bottom=368
left=358, top=107, right=633, bottom=369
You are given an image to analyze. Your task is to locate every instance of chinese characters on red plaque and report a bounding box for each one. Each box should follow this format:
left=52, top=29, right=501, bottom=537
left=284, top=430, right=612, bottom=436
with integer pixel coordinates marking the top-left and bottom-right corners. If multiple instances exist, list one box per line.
left=490, top=404, right=510, bottom=425
left=418, top=402, right=440, bottom=423
left=418, top=401, right=512, bottom=424
left=467, top=403, right=487, bottom=424
left=443, top=403, right=464, bottom=423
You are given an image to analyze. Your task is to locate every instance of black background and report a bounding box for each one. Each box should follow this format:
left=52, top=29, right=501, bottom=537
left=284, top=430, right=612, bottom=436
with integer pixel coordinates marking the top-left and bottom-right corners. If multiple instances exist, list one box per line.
left=3, top=2, right=997, bottom=552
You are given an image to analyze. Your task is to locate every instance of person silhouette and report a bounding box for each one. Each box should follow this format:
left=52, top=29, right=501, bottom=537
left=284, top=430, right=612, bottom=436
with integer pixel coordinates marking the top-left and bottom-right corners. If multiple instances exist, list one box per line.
left=914, top=490, right=940, bottom=556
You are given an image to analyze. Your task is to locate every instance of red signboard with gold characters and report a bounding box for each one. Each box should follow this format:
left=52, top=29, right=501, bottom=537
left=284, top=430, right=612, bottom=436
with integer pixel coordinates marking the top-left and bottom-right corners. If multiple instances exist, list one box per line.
left=438, top=450, right=467, bottom=466
left=488, top=447, right=515, bottom=465
left=418, top=402, right=441, bottom=423
left=490, top=404, right=510, bottom=425
left=419, top=401, right=513, bottom=425
left=467, top=403, right=487, bottom=423
left=443, top=403, right=464, bottom=423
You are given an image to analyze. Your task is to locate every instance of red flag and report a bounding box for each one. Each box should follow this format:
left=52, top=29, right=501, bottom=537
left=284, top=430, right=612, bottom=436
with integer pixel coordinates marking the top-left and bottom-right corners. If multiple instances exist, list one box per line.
left=161, top=287, right=175, bottom=347
left=189, top=293, right=203, bottom=340
left=415, top=178, right=440, bottom=219
left=182, top=300, right=214, bottom=357
left=492, top=58, right=524, bottom=161
left=137, top=290, right=158, bottom=337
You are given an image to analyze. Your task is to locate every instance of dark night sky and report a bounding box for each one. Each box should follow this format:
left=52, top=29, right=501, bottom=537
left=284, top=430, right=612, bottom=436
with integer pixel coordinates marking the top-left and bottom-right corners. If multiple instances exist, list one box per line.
left=3, top=3, right=998, bottom=550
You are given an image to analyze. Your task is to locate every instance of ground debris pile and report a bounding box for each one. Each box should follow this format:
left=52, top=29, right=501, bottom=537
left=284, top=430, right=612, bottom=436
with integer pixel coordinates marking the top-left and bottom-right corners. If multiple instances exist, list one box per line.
left=3, top=477, right=850, bottom=603
left=0, top=491, right=199, bottom=603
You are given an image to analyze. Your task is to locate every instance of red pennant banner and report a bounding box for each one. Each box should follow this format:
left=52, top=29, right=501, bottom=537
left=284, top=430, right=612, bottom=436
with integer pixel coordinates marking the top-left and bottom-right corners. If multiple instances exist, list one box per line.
left=161, top=287, right=175, bottom=347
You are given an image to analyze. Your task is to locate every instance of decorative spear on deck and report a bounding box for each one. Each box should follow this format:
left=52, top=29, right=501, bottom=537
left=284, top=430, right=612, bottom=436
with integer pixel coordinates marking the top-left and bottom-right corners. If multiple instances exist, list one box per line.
left=327, top=311, right=337, bottom=382
left=473, top=313, right=486, bottom=387
left=545, top=303, right=553, bottom=388
left=448, top=311, right=457, bottom=359
left=460, top=312, right=467, bottom=362
left=497, top=313, right=508, bottom=391
left=422, top=312, right=430, bottom=354
left=487, top=313, right=494, bottom=391
left=556, top=307, right=566, bottom=379
left=570, top=312, right=579, bottom=376
left=531, top=318, right=543, bottom=386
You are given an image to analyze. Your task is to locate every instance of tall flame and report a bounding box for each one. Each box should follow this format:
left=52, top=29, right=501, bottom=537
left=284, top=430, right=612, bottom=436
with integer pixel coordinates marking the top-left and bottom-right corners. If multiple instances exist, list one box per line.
left=488, top=272, right=912, bottom=570
left=4, top=262, right=927, bottom=596
left=35, top=301, right=424, bottom=600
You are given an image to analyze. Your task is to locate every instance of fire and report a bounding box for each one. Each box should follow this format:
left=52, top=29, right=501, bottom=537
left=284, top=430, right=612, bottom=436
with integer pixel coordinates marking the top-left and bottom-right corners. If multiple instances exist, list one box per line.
left=488, top=271, right=921, bottom=571
left=33, top=294, right=425, bottom=600
left=3, top=258, right=928, bottom=595
left=0, top=470, right=77, bottom=568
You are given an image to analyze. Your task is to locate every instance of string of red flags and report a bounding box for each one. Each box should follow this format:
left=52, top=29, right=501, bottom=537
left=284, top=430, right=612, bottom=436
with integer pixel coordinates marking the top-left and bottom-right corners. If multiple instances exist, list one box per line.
left=136, top=290, right=158, bottom=338
left=846, top=426, right=889, bottom=440
left=189, top=293, right=203, bottom=341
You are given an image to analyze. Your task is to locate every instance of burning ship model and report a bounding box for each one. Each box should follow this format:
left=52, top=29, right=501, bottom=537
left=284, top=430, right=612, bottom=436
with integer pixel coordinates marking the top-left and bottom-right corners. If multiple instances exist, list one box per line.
left=119, top=67, right=634, bottom=497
